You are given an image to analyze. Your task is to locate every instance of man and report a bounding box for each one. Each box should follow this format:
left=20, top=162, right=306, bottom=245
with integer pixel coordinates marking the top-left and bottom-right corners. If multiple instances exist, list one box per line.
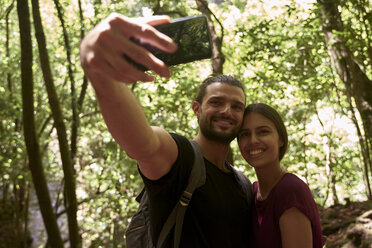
left=80, top=13, right=252, bottom=247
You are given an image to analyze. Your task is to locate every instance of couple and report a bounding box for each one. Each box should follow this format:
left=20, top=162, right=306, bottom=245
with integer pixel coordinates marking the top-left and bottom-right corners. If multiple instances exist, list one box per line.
left=80, top=14, right=323, bottom=247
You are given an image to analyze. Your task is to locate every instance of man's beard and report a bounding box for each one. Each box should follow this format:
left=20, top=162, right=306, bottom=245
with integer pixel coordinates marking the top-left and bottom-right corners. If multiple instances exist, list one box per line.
left=199, top=115, right=239, bottom=143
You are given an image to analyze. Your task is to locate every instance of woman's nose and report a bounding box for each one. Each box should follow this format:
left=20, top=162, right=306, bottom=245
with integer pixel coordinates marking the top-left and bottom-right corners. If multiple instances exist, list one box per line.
left=249, top=133, right=259, bottom=144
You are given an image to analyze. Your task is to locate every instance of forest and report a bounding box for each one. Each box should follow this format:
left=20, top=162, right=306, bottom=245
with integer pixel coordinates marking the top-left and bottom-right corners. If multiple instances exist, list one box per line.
left=0, top=0, right=371, bottom=247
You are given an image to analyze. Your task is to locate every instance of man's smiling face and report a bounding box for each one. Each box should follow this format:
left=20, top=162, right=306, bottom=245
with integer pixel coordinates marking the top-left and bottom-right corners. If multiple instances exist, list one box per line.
left=194, top=82, right=245, bottom=144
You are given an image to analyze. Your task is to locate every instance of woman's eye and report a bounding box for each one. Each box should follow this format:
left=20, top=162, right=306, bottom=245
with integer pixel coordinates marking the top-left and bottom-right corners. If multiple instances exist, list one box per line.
left=239, top=132, right=249, bottom=138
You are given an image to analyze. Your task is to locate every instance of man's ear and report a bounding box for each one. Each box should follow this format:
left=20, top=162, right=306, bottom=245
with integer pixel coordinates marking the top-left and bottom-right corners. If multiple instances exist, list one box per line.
left=192, top=101, right=201, bottom=117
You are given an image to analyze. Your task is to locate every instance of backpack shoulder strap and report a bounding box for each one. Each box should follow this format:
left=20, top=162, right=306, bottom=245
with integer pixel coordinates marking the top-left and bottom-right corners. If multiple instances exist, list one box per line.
left=135, top=187, right=146, bottom=203
left=184, top=140, right=206, bottom=192
left=156, top=140, right=206, bottom=248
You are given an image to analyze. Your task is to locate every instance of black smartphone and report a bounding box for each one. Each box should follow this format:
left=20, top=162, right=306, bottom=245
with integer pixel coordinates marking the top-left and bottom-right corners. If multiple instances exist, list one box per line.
left=124, top=15, right=212, bottom=70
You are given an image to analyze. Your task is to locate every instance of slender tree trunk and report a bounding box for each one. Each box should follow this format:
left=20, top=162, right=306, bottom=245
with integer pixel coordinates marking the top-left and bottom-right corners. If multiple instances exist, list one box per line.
left=195, top=0, right=225, bottom=74
left=363, top=125, right=372, bottom=177
left=16, top=0, right=63, bottom=246
left=6, top=0, right=15, bottom=92
left=301, top=111, right=310, bottom=185
left=325, top=137, right=339, bottom=205
left=30, top=0, right=80, bottom=246
left=77, top=0, right=89, bottom=114
left=316, top=107, right=339, bottom=205
left=302, top=137, right=309, bottom=185
left=13, top=178, right=30, bottom=247
left=22, top=183, right=30, bottom=248
left=7, top=5, right=31, bottom=245
left=322, top=181, right=330, bottom=207
left=4, top=0, right=15, bottom=207
left=2, top=180, right=9, bottom=205
left=347, top=94, right=372, bottom=199
left=331, top=58, right=372, bottom=200
left=329, top=163, right=339, bottom=205
left=53, top=0, right=79, bottom=165
left=13, top=179, right=22, bottom=247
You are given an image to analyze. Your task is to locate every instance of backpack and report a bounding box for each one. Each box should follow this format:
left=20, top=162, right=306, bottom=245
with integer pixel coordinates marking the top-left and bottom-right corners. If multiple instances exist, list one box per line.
left=125, top=140, right=253, bottom=248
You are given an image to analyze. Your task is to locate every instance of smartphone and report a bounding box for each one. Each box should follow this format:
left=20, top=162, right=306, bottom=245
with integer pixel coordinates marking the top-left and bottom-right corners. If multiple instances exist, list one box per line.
left=124, top=15, right=212, bottom=70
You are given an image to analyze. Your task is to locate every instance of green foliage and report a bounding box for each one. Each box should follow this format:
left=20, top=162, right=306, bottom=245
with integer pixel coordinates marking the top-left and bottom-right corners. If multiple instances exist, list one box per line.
left=0, top=0, right=371, bottom=246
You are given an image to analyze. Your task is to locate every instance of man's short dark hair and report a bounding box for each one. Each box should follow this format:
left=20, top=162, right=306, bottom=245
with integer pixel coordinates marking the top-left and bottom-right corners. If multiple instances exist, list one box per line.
left=194, top=75, right=245, bottom=104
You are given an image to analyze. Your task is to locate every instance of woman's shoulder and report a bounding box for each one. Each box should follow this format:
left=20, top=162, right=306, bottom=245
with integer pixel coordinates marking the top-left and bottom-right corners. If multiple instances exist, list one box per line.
left=276, top=173, right=311, bottom=194
left=281, top=173, right=307, bottom=184
left=273, top=173, right=317, bottom=216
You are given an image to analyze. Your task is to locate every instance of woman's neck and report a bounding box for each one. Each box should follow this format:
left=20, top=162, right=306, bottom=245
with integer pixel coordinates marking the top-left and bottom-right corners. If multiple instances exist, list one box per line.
left=255, top=164, right=285, bottom=200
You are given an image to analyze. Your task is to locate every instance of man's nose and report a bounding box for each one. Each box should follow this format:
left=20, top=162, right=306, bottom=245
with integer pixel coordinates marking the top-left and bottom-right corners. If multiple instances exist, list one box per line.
left=221, top=104, right=233, bottom=116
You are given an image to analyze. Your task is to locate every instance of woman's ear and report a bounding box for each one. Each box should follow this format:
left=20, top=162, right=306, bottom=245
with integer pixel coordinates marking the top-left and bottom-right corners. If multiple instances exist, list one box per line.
left=192, top=101, right=201, bottom=118
left=279, top=139, right=284, bottom=147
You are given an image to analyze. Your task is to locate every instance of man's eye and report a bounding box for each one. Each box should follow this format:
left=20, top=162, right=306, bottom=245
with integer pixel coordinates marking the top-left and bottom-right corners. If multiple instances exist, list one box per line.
left=259, top=130, right=270, bottom=134
left=233, top=105, right=244, bottom=111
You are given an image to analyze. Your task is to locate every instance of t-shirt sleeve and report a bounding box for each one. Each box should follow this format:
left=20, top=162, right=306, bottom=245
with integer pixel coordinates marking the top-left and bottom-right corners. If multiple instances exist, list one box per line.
left=274, top=174, right=317, bottom=222
left=138, top=133, right=195, bottom=243
left=140, top=133, right=194, bottom=191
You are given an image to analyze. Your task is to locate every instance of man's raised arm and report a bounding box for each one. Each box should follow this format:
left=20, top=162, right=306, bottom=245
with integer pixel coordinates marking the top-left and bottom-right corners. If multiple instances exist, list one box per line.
left=80, top=13, right=178, bottom=180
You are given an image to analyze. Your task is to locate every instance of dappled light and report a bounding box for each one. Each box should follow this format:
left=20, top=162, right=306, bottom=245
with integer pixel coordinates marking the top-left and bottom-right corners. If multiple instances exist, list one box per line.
left=1, top=0, right=371, bottom=247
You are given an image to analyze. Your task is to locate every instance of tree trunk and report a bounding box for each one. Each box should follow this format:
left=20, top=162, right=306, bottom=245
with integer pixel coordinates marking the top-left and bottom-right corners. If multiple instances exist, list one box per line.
left=330, top=163, right=339, bottom=205
left=30, top=0, right=80, bottom=246
left=302, top=135, right=310, bottom=185
left=316, top=106, right=340, bottom=205
left=77, top=0, right=89, bottom=114
left=332, top=63, right=372, bottom=199
left=195, top=0, right=225, bottom=74
left=6, top=0, right=15, bottom=93
left=4, top=0, right=15, bottom=207
left=53, top=0, right=79, bottom=165
left=22, top=183, right=30, bottom=248
left=348, top=95, right=372, bottom=199
left=13, top=178, right=30, bottom=247
left=318, top=0, right=372, bottom=177
left=16, top=0, right=63, bottom=246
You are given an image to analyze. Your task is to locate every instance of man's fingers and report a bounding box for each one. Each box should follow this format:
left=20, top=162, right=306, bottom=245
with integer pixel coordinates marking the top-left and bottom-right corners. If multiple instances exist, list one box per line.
left=92, top=46, right=155, bottom=83
left=138, top=24, right=178, bottom=54
left=98, top=29, right=171, bottom=78
left=81, top=13, right=175, bottom=83
left=111, top=14, right=177, bottom=54
left=133, top=15, right=171, bottom=26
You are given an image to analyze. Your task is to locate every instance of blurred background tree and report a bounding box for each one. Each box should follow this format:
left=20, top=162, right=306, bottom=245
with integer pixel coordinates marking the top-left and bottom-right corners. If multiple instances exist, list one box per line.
left=0, top=0, right=371, bottom=246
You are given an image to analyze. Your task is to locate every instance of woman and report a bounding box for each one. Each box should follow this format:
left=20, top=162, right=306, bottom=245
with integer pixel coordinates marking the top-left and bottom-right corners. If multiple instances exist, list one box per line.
left=237, top=103, right=324, bottom=248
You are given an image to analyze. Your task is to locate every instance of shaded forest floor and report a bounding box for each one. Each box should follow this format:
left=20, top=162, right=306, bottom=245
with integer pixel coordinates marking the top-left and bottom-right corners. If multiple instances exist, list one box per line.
left=1, top=200, right=372, bottom=247
left=320, top=200, right=372, bottom=248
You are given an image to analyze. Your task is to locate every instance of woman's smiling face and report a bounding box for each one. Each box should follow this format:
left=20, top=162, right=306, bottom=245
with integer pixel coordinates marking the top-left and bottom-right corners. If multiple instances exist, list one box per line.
left=238, top=112, right=283, bottom=169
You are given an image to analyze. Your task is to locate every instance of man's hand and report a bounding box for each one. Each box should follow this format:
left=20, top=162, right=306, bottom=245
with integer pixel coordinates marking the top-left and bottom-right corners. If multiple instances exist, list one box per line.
left=80, top=13, right=178, bottom=84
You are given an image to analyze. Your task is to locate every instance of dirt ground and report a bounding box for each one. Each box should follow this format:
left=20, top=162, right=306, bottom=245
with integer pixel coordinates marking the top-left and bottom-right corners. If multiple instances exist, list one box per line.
left=320, top=200, right=372, bottom=248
